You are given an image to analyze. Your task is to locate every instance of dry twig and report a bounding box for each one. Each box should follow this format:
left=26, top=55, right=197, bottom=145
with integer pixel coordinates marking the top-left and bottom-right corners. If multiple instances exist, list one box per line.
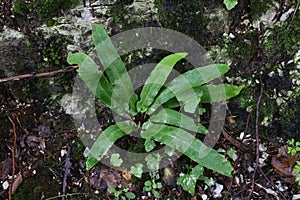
left=7, top=115, right=17, bottom=200
left=62, top=146, right=72, bottom=200
left=248, top=73, right=264, bottom=198
left=0, top=66, right=78, bottom=83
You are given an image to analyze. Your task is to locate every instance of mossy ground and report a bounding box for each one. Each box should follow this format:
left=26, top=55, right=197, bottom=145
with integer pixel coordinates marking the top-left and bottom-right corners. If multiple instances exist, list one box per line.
left=13, top=0, right=80, bottom=26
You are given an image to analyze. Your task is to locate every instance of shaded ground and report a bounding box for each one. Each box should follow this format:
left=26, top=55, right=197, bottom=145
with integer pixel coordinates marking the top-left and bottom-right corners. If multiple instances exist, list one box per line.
left=1, top=0, right=300, bottom=199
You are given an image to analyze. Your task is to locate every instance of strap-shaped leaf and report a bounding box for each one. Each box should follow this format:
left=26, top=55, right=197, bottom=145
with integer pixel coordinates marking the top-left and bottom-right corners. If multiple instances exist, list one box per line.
left=195, top=84, right=243, bottom=103
left=149, top=108, right=207, bottom=134
left=68, top=52, right=102, bottom=93
left=174, top=87, right=203, bottom=113
left=141, top=123, right=232, bottom=176
left=148, top=64, right=230, bottom=114
left=93, top=25, right=137, bottom=115
left=67, top=52, right=125, bottom=115
left=137, top=52, right=188, bottom=113
left=86, top=121, right=137, bottom=170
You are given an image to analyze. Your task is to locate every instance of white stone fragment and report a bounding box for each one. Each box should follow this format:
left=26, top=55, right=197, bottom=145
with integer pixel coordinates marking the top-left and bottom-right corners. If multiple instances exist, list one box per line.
left=275, top=181, right=288, bottom=192
left=235, top=176, right=240, bottom=185
left=280, top=8, right=295, bottom=21
left=293, top=194, right=300, bottom=200
left=259, top=144, right=267, bottom=151
left=61, top=149, right=68, bottom=157
left=201, top=194, right=208, bottom=200
left=213, top=183, right=223, bottom=198
left=84, top=147, right=90, bottom=158
left=239, top=131, right=245, bottom=140
left=247, top=166, right=254, bottom=172
left=2, top=181, right=9, bottom=190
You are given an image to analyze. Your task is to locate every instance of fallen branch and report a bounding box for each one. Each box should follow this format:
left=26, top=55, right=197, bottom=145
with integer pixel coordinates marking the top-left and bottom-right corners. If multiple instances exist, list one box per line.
left=0, top=66, right=79, bottom=83
left=249, top=73, right=264, bottom=198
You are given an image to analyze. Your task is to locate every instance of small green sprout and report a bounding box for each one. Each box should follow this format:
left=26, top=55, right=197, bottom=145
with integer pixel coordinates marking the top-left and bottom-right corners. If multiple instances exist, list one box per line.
left=108, top=184, right=136, bottom=200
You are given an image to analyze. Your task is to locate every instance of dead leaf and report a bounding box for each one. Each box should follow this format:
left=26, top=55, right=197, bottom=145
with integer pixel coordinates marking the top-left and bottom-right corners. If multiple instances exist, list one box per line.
left=12, top=173, right=23, bottom=194
left=89, top=169, right=122, bottom=190
left=271, top=145, right=298, bottom=183
left=122, top=169, right=131, bottom=181
left=1, top=157, right=12, bottom=181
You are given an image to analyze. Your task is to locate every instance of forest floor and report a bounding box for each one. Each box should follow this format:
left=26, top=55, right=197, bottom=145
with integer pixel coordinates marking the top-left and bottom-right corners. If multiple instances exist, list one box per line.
left=1, top=0, right=300, bottom=199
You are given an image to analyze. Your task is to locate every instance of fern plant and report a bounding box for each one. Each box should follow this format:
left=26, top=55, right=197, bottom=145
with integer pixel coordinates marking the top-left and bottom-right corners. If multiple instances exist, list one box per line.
left=67, top=25, right=242, bottom=177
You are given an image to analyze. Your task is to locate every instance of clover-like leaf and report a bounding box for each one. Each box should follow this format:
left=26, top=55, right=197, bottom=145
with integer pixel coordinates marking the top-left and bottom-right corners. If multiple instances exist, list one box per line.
left=110, top=153, right=123, bottom=167
left=144, top=139, right=156, bottom=152
left=177, top=165, right=204, bottom=195
left=223, top=0, right=238, bottom=10
left=130, top=163, right=144, bottom=178
left=145, top=154, right=161, bottom=171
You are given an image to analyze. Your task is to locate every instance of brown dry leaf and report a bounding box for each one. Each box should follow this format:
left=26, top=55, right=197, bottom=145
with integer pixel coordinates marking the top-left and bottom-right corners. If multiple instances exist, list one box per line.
left=271, top=145, right=298, bottom=183
left=122, top=169, right=131, bottom=181
left=89, top=169, right=122, bottom=190
left=11, top=173, right=23, bottom=194
left=1, top=157, right=12, bottom=181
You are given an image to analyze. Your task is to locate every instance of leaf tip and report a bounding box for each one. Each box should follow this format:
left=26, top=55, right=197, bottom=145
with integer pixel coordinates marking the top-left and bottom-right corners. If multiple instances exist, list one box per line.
left=177, top=52, right=188, bottom=58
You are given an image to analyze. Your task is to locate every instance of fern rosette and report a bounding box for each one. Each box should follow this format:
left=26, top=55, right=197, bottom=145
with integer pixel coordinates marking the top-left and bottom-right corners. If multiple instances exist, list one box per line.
left=67, top=25, right=242, bottom=178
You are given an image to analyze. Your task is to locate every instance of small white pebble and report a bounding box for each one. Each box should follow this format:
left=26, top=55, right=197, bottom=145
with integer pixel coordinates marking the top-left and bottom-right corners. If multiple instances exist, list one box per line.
left=229, top=33, right=235, bottom=38
left=280, top=8, right=295, bottom=21
left=61, top=149, right=68, bottom=157
left=213, top=183, right=223, bottom=198
left=2, top=181, right=9, bottom=190
left=239, top=174, right=244, bottom=183
left=247, top=166, right=254, bottom=172
left=259, top=144, right=267, bottom=152
left=276, top=180, right=288, bottom=192
left=292, top=194, right=300, bottom=200
left=239, top=131, right=245, bottom=140
left=84, top=147, right=90, bottom=158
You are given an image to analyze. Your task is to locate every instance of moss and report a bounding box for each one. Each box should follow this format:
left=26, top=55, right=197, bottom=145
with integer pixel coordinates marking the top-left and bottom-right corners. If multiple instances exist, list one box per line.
left=43, top=35, right=68, bottom=69
left=13, top=0, right=80, bottom=26
left=13, top=1, right=29, bottom=16
left=262, top=15, right=300, bottom=60
left=249, top=0, right=271, bottom=21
